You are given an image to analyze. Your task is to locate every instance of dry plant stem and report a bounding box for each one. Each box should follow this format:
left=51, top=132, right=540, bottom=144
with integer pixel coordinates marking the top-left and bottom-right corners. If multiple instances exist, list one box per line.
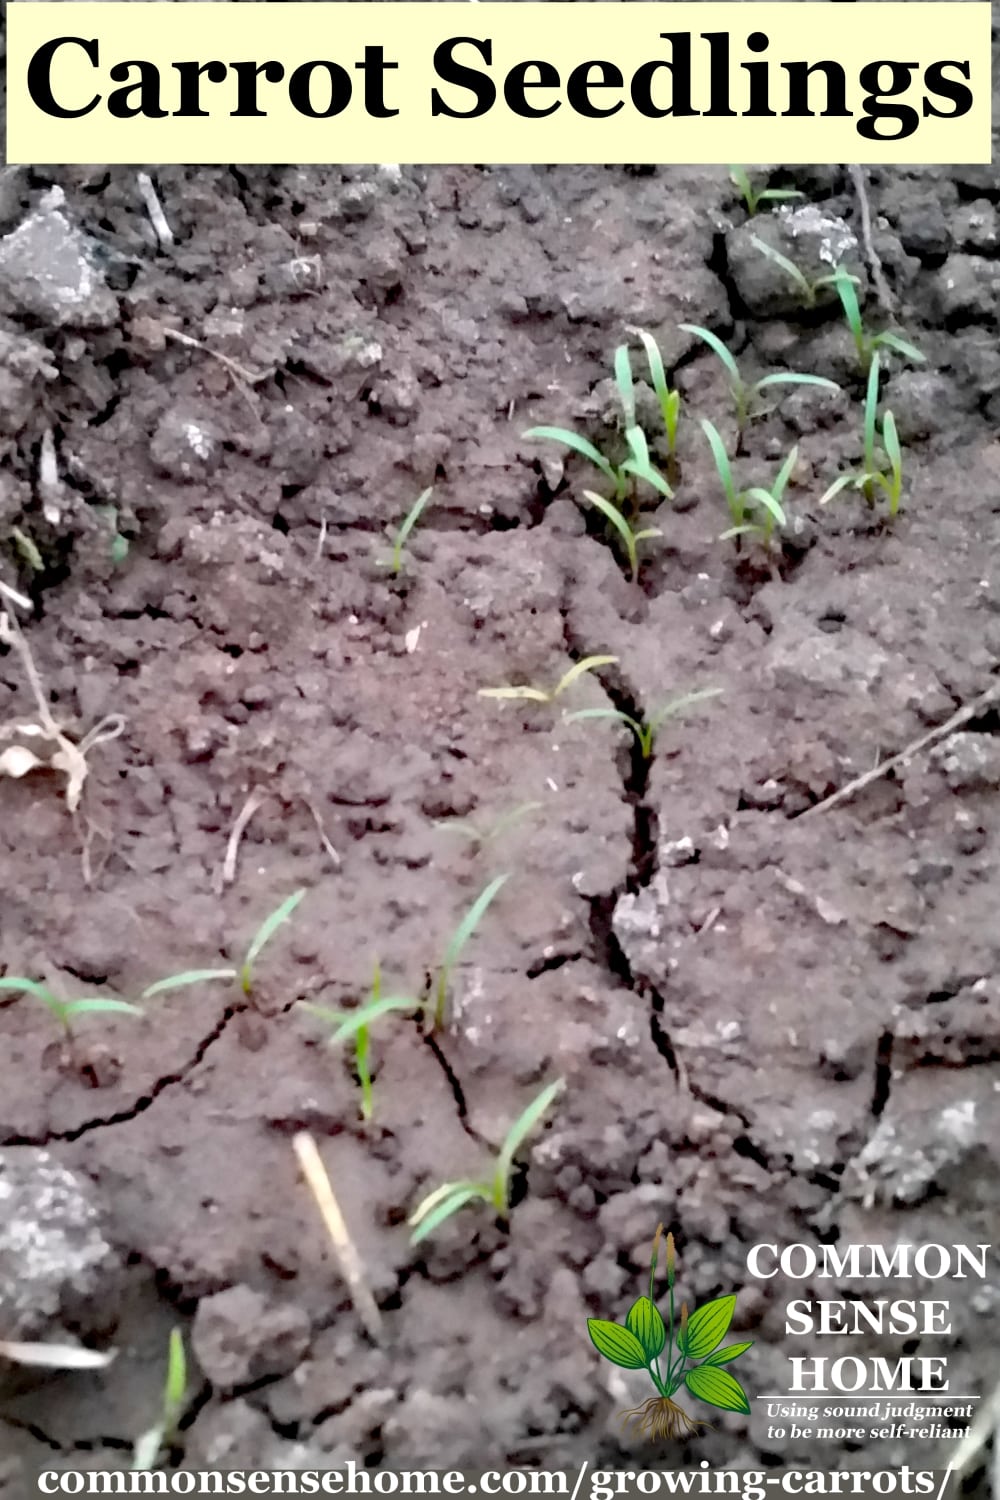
left=293, top=1132, right=383, bottom=1343
left=798, top=682, right=1000, bottom=821
left=217, top=788, right=268, bottom=893
left=948, top=1371, right=1000, bottom=1476
left=0, top=578, right=32, bottom=612
left=848, top=164, right=895, bottom=315
left=136, top=173, right=175, bottom=249
left=162, top=327, right=272, bottom=386
left=303, top=797, right=341, bottom=868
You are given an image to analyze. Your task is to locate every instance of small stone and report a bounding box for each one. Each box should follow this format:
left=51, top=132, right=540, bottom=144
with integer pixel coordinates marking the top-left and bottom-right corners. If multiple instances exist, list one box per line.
left=150, top=409, right=222, bottom=481
left=192, top=1285, right=311, bottom=1389
left=727, top=203, right=864, bottom=318
left=0, top=189, right=118, bottom=329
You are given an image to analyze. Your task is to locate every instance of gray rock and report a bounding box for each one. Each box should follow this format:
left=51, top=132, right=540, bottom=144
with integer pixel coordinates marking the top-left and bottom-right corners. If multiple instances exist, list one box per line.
left=883, top=370, right=960, bottom=444
left=150, top=409, right=223, bottom=482
left=934, top=254, right=1000, bottom=324
left=952, top=199, right=1000, bottom=254
left=727, top=204, right=864, bottom=318
left=191, top=1285, right=311, bottom=1389
left=0, top=189, right=118, bottom=330
left=930, top=731, right=1000, bottom=793
left=0, top=1148, right=121, bottom=1343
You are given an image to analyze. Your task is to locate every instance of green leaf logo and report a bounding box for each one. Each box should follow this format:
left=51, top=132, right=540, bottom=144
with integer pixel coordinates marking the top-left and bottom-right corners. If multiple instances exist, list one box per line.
left=677, top=1295, right=736, bottom=1360
left=685, top=1364, right=751, bottom=1415
left=626, top=1297, right=666, bottom=1360
left=587, top=1319, right=649, bottom=1370
left=701, top=1340, right=753, bottom=1367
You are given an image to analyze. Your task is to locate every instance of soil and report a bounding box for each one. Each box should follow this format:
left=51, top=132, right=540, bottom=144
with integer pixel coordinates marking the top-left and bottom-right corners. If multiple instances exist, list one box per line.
left=3, top=145, right=1000, bottom=1484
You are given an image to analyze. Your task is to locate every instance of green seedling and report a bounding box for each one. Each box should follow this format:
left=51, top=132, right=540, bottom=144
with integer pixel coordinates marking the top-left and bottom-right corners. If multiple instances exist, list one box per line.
left=582, top=490, right=662, bottom=582
left=589, top=1225, right=752, bottom=1442
left=0, top=977, right=141, bottom=1039
left=141, top=889, right=306, bottom=1002
left=681, top=324, right=838, bottom=440
left=11, top=527, right=44, bottom=572
left=479, top=655, right=617, bottom=704
left=627, top=327, right=681, bottom=456
left=376, top=487, right=434, bottom=577
left=565, top=687, right=723, bottom=759
left=820, top=354, right=905, bottom=517
left=436, top=801, right=543, bottom=848
left=701, top=420, right=796, bottom=543
left=432, top=873, right=509, bottom=1029
left=524, top=423, right=671, bottom=505
left=299, top=963, right=419, bottom=1121
left=133, top=1328, right=187, bottom=1472
left=729, top=165, right=805, bottom=216
left=750, top=236, right=861, bottom=310
left=831, top=266, right=924, bottom=371
left=409, top=1077, right=565, bottom=1242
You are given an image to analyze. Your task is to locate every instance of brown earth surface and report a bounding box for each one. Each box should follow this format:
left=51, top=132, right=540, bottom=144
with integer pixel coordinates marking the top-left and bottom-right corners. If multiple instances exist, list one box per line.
left=2, top=151, right=1000, bottom=1484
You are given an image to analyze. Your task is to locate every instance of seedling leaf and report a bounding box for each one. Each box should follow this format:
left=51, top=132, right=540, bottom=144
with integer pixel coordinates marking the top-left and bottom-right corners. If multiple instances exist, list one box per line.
left=492, top=1077, right=564, bottom=1210
left=63, top=999, right=143, bottom=1020
left=553, top=655, right=618, bottom=697
left=744, top=487, right=788, bottom=528
left=876, top=332, right=925, bottom=363
left=626, top=1296, right=667, bottom=1360
left=244, top=889, right=306, bottom=972
left=141, top=969, right=237, bottom=999
left=587, top=1319, right=649, bottom=1370
left=677, top=1295, right=737, bottom=1359
left=394, top=487, right=434, bottom=553
left=701, top=1340, right=754, bottom=1367
left=614, top=345, right=637, bottom=428
left=750, top=235, right=812, bottom=300
left=755, top=373, right=840, bottom=395
left=680, top=325, right=741, bottom=384
left=523, top=426, right=615, bottom=482
left=684, top=1364, right=751, bottom=1415
left=409, top=1182, right=485, bottom=1242
left=478, top=686, right=551, bottom=702
left=435, top=874, right=509, bottom=1026
left=649, top=688, right=724, bottom=731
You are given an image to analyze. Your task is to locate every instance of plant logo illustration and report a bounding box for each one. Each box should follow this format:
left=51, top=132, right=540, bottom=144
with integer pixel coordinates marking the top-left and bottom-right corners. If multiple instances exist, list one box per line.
left=587, top=1224, right=752, bottom=1441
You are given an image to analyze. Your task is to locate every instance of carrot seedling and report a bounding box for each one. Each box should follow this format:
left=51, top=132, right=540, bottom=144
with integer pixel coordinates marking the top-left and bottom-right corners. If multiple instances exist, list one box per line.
left=376, top=487, right=434, bottom=577
left=524, top=424, right=671, bottom=505
left=820, top=354, right=906, bottom=517
left=728, top=166, right=804, bottom=216
left=409, top=1077, right=565, bottom=1242
left=581, top=490, right=662, bottom=582
left=564, top=688, right=723, bottom=758
left=479, top=656, right=617, bottom=704
left=750, top=235, right=860, bottom=310
left=682, top=325, right=838, bottom=439
left=141, top=889, right=306, bottom=1002
left=133, top=1328, right=187, bottom=1472
left=436, top=801, right=543, bottom=848
left=701, top=420, right=796, bottom=543
left=432, top=873, right=509, bottom=1029
left=299, top=963, right=419, bottom=1121
left=831, top=266, right=924, bottom=371
left=0, top=977, right=141, bottom=1039
left=627, top=327, right=681, bottom=457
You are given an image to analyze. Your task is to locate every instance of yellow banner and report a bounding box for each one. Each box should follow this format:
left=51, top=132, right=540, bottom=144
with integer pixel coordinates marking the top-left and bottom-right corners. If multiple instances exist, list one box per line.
left=6, top=2, right=992, bottom=165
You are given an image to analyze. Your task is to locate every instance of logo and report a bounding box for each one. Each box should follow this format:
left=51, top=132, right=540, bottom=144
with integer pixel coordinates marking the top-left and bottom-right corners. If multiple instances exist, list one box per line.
left=587, top=1224, right=752, bottom=1441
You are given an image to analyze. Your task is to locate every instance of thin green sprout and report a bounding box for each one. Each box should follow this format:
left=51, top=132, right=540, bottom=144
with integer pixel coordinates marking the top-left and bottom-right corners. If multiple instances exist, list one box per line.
left=831, top=266, right=924, bottom=371
left=298, top=962, right=419, bottom=1121
left=377, top=487, right=434, bottom=576
left=628, top=327, right=682, bottom=455
left=409, top=1078, right=565, bottom=1242
left=700, top=420, right=793, bottom=542
left=433, top=873, right=509, bottom=1029
left=436, top=801, right=543, bottom=848
left=581, top=490, right=662, bottom=581
left=0, top=977, right=141, bottom=1038
left=478, top=655, right=618, bottom=704
left=564, top=688, right=723, bottom=758
left=728, top=166, right=805, bottom=216
left=820, top=353, right=906, bottom=517
left=750, top=236, right=861, bottom=309
left=681, top=325, right=838, bottom=436
left=141, top=889, right=306, bottom=1001
left=133, top=1328, right=187, bottom=1472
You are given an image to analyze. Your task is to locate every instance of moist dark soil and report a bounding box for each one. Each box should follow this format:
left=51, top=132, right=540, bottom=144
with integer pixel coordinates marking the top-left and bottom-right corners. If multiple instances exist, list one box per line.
left=3, top=152, right=1000, bottom=1484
